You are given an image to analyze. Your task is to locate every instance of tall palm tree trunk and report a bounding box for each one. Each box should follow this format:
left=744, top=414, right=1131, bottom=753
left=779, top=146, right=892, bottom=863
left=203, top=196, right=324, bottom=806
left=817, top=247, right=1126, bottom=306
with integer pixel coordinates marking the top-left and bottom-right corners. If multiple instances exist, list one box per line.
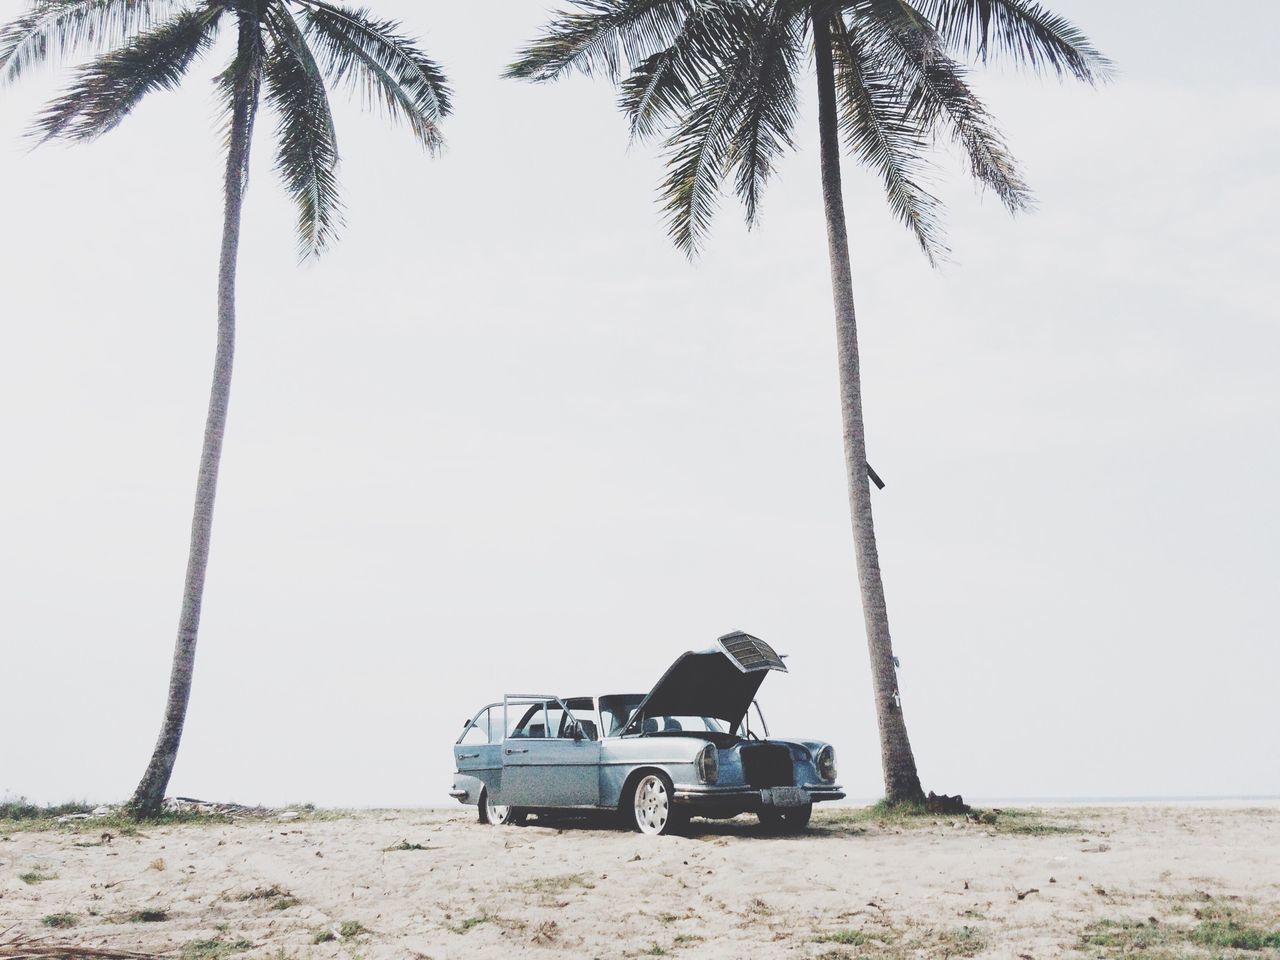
left=127, top=19, right=259, bottom=818
left=812, top=16, right=924, bottom=805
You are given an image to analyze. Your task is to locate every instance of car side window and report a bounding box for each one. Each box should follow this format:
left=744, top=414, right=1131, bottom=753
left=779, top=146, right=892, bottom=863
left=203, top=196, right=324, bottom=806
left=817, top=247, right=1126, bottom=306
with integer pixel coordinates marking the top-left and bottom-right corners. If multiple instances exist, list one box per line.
left=512, top=702, right=554, bottom=739
left=562, top=698, right=598, bottom=740
left=508, top=699, right=596, bottom=740
left=600, top=695, right=644, bottom=737
left=459, top=707, right=491, bottom=745
left=544, top=705, right=566, bottom=738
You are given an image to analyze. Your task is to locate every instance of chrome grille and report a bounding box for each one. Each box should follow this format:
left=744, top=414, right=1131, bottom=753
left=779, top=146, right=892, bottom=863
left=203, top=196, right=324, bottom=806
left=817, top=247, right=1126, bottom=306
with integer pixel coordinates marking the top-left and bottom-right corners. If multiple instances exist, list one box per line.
left=741, top=744, right=793, bottom=788
left=717, top=631, right=787, bottom=672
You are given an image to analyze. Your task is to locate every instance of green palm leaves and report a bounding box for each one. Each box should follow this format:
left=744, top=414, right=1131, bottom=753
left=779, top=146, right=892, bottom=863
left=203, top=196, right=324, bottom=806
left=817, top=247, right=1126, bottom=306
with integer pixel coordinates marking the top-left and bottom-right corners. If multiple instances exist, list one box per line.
left=0, top=0, right=187, bottom=83
left=0, top=0, right=453, bottom=257
left=33, top=7, right=222, bottom=142
left=508, top=0, right=1110, bottom=260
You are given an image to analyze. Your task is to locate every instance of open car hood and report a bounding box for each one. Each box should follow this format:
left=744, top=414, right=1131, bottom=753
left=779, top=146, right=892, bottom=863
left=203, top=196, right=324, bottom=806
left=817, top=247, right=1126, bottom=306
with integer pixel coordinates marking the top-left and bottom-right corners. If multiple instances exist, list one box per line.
left=623, top=631, right=788, bottom=734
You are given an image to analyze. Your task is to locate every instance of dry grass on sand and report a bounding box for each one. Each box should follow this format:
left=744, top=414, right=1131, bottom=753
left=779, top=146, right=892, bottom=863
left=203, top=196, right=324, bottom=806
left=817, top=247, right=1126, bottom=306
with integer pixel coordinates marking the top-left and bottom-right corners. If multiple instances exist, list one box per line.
left=2, top=804, right=1278, bottom=959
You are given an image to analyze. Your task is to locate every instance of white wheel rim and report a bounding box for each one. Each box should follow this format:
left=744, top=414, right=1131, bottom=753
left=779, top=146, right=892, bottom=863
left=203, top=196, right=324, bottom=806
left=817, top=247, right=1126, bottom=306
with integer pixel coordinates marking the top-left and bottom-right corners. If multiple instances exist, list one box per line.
left=634, top=776, right=669, bottom=835
left=486, top=798, right=510, bottom=824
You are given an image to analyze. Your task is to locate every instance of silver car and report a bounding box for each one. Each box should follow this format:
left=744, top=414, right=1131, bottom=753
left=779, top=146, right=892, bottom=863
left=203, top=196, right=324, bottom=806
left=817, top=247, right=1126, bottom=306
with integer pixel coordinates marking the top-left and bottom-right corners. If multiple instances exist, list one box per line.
left=449, top=631, right=844, bottom=835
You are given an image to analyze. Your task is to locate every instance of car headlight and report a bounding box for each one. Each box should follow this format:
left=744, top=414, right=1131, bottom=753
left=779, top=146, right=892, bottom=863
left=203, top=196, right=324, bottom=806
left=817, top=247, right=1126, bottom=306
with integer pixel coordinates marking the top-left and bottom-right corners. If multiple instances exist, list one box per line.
left=696, top=743, right=719, bottom=784
left=816, top=745, right=837, bottom=782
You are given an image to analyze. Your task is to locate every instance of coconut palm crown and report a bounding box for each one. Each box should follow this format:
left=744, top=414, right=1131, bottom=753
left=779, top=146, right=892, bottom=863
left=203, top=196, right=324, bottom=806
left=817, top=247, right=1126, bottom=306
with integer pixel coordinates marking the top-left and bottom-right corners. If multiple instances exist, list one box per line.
left=1, top=0, right=452, bottom=815
left=508, top=0, right=1109, bottom=802
left=3, top=0, right=451, bottom=255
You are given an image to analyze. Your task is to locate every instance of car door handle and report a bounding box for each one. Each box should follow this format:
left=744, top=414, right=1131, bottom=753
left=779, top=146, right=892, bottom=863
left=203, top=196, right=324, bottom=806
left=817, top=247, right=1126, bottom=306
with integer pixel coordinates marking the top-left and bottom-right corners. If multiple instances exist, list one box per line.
left=457, top=753, right=480, bottom=759
left=505, top=748, right=529, bottom=755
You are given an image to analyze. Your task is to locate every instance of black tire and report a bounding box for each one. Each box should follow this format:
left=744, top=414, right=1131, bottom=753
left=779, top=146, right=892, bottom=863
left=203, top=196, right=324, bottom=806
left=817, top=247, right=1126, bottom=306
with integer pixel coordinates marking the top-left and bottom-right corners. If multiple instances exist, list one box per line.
left=758, top=802, right=812, bottom=834
left=626, top=771, right=688, bottom=836
left=478, top=788, right=526, bottom=826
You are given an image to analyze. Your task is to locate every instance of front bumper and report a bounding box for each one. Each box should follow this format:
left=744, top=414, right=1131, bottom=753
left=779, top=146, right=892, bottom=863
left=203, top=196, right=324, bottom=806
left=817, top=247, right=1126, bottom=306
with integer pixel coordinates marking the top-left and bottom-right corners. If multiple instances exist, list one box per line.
left=672, top=783, right=845, bottom=808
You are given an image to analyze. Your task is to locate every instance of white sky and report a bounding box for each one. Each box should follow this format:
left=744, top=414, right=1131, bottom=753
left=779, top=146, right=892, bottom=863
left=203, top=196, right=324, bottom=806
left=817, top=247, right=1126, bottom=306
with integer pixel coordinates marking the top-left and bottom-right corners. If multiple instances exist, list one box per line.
left=1, top=1, right=1277, bottom=808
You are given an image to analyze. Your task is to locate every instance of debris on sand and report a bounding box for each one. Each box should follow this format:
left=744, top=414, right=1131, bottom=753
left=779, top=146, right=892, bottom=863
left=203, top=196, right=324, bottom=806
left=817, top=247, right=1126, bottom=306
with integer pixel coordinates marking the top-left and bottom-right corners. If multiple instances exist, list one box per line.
left=926, top=793, right=972, bottom=815
left=0, top=932, right=168, bottom=960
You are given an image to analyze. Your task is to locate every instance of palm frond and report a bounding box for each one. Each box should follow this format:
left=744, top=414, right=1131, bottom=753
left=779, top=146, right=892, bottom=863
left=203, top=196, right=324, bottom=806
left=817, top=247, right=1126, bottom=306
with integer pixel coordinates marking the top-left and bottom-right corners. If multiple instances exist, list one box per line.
left=658, top=38, right=757, bottom=256
left=911, top=0, right=1112, bottom=82
left=0, top=0, right=185, bottom=85
left=618, top=0, right=755, bottom=141
left=506, top=0, right=698, bottom=83
left=264, top=5, right=342, bottom=259
left=828, top=13, right=946, bottom=263
left=295, top=0, right=450, bottom=153
left=728, top=7, right=801, bottom=227
left=850, top=3, right=1030, bottom=212
left=33, top=5, right=220, bottom=142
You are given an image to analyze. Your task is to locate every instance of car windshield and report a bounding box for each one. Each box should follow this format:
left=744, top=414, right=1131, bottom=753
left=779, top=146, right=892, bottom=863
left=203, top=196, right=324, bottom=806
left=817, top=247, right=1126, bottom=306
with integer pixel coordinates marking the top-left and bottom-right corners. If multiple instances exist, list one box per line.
left=599, top=695, right=727, bottom=738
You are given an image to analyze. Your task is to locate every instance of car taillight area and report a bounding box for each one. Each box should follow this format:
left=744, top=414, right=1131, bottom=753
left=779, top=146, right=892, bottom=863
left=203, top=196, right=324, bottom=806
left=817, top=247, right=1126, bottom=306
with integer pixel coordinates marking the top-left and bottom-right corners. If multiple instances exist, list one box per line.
left=740, top=743, right=794, bottom=788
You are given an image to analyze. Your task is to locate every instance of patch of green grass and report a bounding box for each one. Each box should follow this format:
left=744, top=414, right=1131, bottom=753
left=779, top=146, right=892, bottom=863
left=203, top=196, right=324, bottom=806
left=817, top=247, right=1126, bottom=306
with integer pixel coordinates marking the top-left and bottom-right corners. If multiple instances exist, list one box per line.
left=179, top=938, right=253, bottom=960
left=234, top=884, right=292, bottom=902
left=226, top=883, right=298, bottom=913
left=934, top=926, right=985, bottom=956
left=339, top=920, right=368, bottom=939
left=641, top=945, right=669, bottom=957
left=0, top=809, right=235, bottom=835
left=672, top=934, right=704, bottom=945
left=815, top=803, right=1074, bottom=836
left=19, top=869, right=56, bottom=885
left=814, top=930, right=871, bottom=946
left=448, top=915, right=491, bottom=934
left=0, top=798, right=95, bottom=820
left=519, top=873, right=595, bottom=895
left=988, top=808, right=1078, bottom=835
left=41, top=913, right=78, bottom=929
left=1191, top=920, right=1280, bottom=950
left=1074, top=907, right=1280, bottom=957
left=129, top=910, right=171, bottom=923
left=836, top=800, right=929, bottom=823
left=311, top=930, right=336, bottom=944
left=0, top=802, right=356, bottom=834
left=814, top=800, right=940, bottom=831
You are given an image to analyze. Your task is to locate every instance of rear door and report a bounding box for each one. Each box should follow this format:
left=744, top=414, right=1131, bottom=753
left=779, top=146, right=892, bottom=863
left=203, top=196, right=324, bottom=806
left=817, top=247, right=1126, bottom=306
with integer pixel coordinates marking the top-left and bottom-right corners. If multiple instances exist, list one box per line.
left=498, top=696, right=601, bottom=808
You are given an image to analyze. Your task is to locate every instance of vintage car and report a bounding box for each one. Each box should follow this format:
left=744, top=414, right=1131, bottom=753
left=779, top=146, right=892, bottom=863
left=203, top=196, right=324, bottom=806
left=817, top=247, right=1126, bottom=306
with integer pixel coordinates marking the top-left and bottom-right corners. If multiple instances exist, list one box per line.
left=449, top=631, right=844, bottom=835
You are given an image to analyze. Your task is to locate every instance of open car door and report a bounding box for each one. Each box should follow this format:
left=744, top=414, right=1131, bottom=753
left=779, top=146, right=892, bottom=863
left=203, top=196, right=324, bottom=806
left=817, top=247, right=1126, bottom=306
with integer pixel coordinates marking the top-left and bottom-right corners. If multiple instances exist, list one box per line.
left=498, top=695, right=601, bottom=808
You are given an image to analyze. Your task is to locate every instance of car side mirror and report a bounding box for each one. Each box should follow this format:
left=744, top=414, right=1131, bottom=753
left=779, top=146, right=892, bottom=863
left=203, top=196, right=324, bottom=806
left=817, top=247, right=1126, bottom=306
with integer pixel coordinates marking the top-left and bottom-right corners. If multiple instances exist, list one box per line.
left=569, top=721, right=583, bottom=741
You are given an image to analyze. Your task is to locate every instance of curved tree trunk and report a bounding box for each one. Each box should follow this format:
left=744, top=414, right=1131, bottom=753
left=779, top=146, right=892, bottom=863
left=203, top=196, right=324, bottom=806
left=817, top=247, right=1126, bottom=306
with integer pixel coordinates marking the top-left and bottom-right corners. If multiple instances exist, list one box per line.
left=127, top=16, right=260, bottom=818
left=813, top=16, right=924, bottom=805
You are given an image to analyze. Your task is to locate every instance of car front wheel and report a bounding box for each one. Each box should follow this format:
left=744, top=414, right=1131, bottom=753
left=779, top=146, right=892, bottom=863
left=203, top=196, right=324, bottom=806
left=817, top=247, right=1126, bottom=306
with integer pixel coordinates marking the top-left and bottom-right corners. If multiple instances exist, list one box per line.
left=478, top=788, right=525, bottom=826
left=758, top=802, right=812, bottom=834
left=629, top=772, right=687, bottom=836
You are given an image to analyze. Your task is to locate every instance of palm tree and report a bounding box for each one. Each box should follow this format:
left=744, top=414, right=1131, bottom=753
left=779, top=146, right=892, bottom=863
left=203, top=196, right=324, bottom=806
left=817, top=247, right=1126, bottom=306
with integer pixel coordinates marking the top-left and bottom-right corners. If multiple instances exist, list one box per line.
left=508, top=0, right=1108, bottom=803
left=0, top=0, right=452, bottom=816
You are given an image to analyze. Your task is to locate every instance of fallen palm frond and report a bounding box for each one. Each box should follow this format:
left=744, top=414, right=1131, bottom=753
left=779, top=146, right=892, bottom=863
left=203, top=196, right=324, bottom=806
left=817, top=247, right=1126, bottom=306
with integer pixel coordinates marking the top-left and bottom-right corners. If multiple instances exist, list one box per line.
left=0, top=931, right=172, bottom=960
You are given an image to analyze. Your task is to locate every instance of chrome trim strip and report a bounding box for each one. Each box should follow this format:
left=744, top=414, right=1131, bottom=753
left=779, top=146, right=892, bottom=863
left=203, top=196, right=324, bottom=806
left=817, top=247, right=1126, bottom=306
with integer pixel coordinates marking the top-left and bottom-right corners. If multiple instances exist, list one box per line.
left=599, top=759, right=696, bottom=767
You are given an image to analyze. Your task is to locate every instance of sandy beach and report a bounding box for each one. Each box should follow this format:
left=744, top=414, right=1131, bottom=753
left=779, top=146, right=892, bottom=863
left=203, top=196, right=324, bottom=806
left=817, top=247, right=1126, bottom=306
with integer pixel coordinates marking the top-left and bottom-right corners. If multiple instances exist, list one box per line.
left=2, top=805, right=1277, bottom=959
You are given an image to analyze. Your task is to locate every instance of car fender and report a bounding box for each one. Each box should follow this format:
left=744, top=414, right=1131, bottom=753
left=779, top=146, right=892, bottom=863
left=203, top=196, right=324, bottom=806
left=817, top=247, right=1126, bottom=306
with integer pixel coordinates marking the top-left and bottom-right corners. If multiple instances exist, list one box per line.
left=599, top=736, right=711, bottom=808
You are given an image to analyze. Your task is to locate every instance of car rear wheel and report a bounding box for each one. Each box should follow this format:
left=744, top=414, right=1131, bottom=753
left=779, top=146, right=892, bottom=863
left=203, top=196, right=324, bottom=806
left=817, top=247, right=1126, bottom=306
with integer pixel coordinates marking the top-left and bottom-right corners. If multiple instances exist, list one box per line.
left=758, top=802, right=812, bottom=834
left=478, top=788, right=525, bottom=826
left=629, top=772, right=686, bottom=836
